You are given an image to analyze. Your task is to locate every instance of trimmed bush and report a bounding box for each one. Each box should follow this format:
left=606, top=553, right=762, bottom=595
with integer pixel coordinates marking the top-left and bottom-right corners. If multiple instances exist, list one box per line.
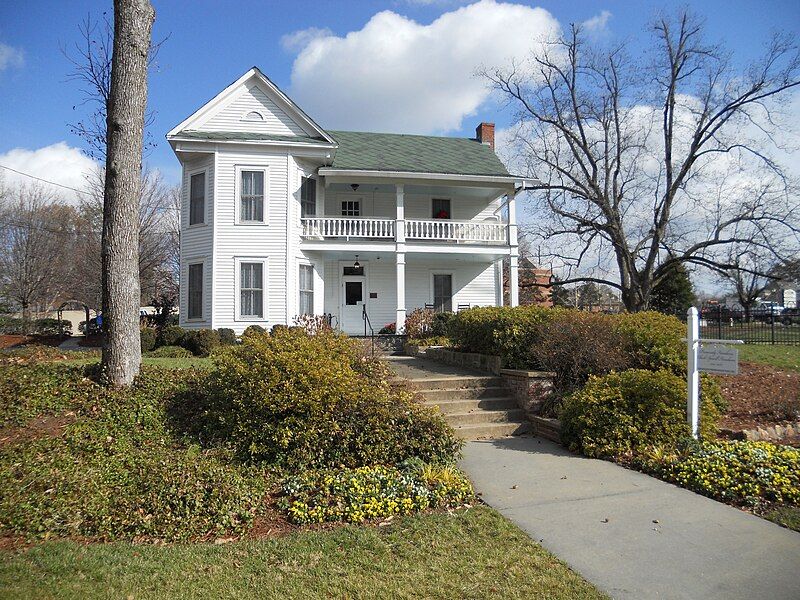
left=560, top=369, right=719, bottom=459
left=278, top=463, right=473, bottom=524
left=140, top=327, right=157, bottom=352
left=182, top=329, right=221, bottom=357
left=145, top=345, right=192, bottom=358
left=612, top=311, right=685, bottom=374
left=217, top=328, right=237, bottom=345
left=242, top=324, right=266, bottom=339
left=198, top=327, right=461, bottom=469
left=638, top=440, right=800, bottom=507
left=158, top=325, right=186, bottom=348
left=448, top=306, right=557, bottom=368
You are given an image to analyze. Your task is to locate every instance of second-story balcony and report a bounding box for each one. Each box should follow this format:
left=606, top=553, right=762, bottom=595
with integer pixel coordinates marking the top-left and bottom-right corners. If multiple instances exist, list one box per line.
left=300, top=217, right=508, bottom=245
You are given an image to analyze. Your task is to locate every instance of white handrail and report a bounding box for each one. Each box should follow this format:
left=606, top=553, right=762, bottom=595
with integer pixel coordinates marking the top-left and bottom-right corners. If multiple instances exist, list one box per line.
left=405, top=219, right=507, bottom=243
left=301, top=217, right=395, bottom=239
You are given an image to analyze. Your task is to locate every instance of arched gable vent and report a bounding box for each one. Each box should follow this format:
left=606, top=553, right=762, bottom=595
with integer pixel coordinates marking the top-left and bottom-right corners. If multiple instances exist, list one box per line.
left=243, top=110, right=264, bottom=121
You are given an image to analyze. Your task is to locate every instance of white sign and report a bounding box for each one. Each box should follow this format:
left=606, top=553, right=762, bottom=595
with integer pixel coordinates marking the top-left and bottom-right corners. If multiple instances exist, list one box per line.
left=699, top=344, right=738, bottom=375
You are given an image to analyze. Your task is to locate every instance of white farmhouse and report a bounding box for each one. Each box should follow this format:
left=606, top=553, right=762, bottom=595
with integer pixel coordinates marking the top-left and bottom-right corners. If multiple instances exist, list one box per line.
left=167, top=68, right=530, bottom=335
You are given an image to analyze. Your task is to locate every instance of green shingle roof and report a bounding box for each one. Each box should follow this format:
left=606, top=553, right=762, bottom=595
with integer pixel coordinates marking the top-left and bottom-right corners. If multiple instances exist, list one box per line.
left=327, top=130, right=511, bottom=177
left=175, top=130, right=327, bottom=144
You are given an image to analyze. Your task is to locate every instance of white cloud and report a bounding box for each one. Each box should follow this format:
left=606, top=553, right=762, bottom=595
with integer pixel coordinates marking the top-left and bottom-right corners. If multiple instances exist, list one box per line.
left=0, top=143, right=98, bottom=205
left=582, top=10, right=612, bottom=36
left=0, top=42, right=24, bottom=71
left=280, top=27, right=334, bottom=53
left=287, top=0, right=561, bottom=133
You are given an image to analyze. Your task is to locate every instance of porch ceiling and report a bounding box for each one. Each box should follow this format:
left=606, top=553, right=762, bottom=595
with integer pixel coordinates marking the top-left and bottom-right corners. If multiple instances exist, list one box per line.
left=300, top=249, right=507, bottom=264
left=325, top=181, right=506, bottom=202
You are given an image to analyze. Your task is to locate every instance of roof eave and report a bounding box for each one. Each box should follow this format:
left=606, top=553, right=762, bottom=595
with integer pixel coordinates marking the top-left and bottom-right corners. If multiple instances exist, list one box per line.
left=318, top=167, right=534, bottom=186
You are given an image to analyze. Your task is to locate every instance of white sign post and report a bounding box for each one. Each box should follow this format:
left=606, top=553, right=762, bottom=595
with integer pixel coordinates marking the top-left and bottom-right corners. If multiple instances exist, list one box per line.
left=685, top=307, right=743, bottom=439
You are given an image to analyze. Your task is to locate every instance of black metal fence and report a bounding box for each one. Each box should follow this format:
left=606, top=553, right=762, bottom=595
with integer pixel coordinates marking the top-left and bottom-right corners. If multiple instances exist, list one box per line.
left=698, top=305, right=800, bottom=345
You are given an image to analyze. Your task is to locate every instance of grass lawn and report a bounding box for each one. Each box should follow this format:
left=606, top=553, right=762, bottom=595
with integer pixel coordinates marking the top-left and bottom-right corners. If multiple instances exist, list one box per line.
left=762, top=505, right=800, bottom=532
left=737, top=345, right=800, bottom=372
left=0, top=507, right=606, bottom=600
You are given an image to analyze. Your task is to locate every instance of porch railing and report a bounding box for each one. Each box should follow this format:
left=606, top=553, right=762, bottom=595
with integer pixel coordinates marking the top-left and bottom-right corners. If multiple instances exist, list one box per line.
left=405, top=219, right=507, bottom=243
left=301, top=217, right=507, bottom=244
left=301, top=217, right=395, bottom=239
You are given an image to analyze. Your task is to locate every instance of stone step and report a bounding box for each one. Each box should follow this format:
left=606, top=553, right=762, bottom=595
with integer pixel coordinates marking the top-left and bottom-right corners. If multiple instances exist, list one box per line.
left=419, top=386, right=511, bottom=401
left=452, top=421, right=531, bottom=440
left=423, top=397, right=519, bottom=414
left=443, top=408, right=527, bottom=426
left=408, top=376, right=504, bottom=391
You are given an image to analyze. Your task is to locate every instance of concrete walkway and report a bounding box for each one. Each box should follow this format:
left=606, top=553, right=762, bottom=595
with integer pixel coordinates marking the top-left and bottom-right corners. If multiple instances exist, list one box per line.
left=461, top=436, right=800, bottom=600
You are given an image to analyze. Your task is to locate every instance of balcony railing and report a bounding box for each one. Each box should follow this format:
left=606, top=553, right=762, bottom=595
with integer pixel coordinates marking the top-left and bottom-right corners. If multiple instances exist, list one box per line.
left=405, top=219, right=507, bottom=243
left=301, top=217, right=395, bottom=239
left=300, top=217, right=507, bottom=244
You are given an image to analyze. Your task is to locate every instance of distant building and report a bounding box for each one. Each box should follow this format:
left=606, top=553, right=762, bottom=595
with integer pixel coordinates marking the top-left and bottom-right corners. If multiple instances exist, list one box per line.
left=504, top=257, right=553, bottom=306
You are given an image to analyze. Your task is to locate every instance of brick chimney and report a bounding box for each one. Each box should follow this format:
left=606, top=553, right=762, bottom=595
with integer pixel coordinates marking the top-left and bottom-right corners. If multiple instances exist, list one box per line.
left=475, top=122, right=495, bottom=150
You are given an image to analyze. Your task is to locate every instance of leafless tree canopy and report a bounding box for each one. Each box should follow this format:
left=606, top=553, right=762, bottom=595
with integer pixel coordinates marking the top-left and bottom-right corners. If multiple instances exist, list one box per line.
left=486, top=10, right=800, bottom=310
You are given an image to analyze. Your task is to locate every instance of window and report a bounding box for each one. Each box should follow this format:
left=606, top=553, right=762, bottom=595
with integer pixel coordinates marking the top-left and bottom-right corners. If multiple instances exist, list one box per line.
left=433, top=274, right=453, bottom=313
left=300, top=177, right=316, bottom=218
left=189, top=172, right=205, bottom=225
left=299, top=264, right=314, bottom=315
left=432, top=198, right=451, bottom=219
left=240, top=170, right=265, bottom=222
left=187, top=263, right=203, bottom=319
left=345, top=281, right=363, bottom=306
left=240, top=262, right=264, bottom=318
left=341, top=200, right=360, bottom=217
left=342, top=265, right=364, bottom=276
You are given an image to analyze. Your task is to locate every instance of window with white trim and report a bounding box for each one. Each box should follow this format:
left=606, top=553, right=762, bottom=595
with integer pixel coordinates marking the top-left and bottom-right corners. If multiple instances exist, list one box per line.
left=433, top=274, right=453, bottom=313
left=240, top=262, right=264, bottom=318
left=341, top=200, right=360, bottom=217
left=301, top=177, right=316, bottom=218
left=299, top=264, right=314, bottom=315
left=187, top=263, right=203, bottom=319
left=189, top=172, right=205, bottom=225
left=432, top=198, right=451, bottom=219
left=240, top=170, right=265, bottom=222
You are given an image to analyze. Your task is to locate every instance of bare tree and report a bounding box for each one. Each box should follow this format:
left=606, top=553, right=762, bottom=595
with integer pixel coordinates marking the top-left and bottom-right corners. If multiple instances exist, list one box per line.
left=101, top=0, right=155, bottom=386
left=0, top=185, right=77, bottom=330
left=486, top=10, right=800, bottom=311
left=719, top=243, right=780, bottom=320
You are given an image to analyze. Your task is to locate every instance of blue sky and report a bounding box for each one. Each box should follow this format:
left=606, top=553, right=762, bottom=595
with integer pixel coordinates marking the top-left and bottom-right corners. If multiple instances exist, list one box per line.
left=1, top=0, right=798, bottom=192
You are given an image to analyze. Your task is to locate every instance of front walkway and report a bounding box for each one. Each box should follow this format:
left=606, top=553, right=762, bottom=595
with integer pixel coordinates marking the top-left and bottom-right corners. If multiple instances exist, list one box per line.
left=391, top=356, right=800, bottom=600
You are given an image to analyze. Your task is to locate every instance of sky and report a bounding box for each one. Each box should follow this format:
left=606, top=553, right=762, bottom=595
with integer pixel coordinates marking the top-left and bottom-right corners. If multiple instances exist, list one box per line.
left=0, top=0, right=798, bottom=294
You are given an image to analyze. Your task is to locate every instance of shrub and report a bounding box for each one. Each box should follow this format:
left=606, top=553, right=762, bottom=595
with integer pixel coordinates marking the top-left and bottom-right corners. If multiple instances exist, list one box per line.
left=0, top=365, right=267, bottom=541
left=638, top=440, right=800, bottom=507
left=242, top=324, right=267, bottom=339
left=292, top=314, right=333, bottom=334
left=140, top=327, right=157, bottom=352
left=404, top=308, right=435, bottom=339
left=278, top=463, right=473, bottom=524
left=379, top=322, right=396, bottom=334
left=407, top=336, right=451, bottom=347
left=145, top=345, right=192, bottom=358
left=530, top=311, right=630, bottom=394
left=158, top=325, right=186, bottom=348
left=430, top=312, right=455, bottom=337
left=560, top=369, right=719, bottom=459
left=612, top=311, right=685, bottom=374
left=34, top=318, right=68, bottom=336
left=448, top=306, right=557, bottom=368
left=182, top=329, right=221, bottom=357
left=198, top=327, right=461, bottom=469
left=217, top=328, right=237, bottom=345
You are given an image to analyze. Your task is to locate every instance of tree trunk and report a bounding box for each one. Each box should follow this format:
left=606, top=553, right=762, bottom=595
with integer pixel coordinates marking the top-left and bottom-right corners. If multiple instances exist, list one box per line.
left=100, top=0, right=155, bottom=386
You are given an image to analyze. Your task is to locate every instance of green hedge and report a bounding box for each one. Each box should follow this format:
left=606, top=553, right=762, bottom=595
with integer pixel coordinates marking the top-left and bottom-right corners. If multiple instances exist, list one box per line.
left=560, top=369, right=720, bottom=459
left=197, top=327, right=461, bottom=469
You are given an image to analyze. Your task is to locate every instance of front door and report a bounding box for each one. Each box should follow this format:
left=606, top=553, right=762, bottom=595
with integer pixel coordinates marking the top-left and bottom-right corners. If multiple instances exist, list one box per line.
left=341, top=273, right=366, bottom=334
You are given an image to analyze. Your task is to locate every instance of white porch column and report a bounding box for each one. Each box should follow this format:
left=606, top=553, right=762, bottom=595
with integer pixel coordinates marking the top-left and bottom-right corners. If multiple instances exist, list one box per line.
left=396, top=253, right=406, bottom=333
left=510, top=254, right=519, bottom=307
left=495, top=259, right=504, bottom=306
left=395, top=184, right=406, bottom=332
left=507, top=188, right=518, bottom=247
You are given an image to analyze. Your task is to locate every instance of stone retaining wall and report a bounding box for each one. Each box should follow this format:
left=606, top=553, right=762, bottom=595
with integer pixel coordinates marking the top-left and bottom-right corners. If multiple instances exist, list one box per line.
left=721, top=420, right=800, bottom=443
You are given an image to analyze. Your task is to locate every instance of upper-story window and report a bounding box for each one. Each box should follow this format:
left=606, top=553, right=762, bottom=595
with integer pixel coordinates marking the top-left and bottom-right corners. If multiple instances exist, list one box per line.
left=189, top=171, right=205, bottom=225
left=300, top=176, right=316, bottom=218
left=432, top=198, right=451, bottom=219
left=341, top=200, right=360, bottom=217
left=240, top=169, right=265, bottom=223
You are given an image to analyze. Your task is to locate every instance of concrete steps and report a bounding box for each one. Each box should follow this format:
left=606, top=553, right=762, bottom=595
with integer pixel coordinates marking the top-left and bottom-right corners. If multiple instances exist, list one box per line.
left=408, top=374, right=529, bottom=441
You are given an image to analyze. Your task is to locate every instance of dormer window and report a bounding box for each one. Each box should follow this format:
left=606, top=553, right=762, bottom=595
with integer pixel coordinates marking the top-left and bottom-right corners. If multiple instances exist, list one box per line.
left=243, top=111, right=264, bottom=121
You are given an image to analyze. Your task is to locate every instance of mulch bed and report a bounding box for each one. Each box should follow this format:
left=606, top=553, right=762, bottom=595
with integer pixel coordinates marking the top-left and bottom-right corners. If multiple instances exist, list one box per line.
left=714, top=362, right=799, bottom=431
left=0, top=334, right=68, bottom=350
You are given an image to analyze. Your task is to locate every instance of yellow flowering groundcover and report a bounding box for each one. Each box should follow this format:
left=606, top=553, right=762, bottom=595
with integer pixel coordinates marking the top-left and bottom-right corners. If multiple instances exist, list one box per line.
left=278, top=462, right=474, bottom=524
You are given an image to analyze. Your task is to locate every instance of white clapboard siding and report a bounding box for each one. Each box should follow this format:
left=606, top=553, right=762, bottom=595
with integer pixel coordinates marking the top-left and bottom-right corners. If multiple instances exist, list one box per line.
left=180, top=155, right=214, bottom=329
left=200, top=84, right=308, bottom=136
left=210, top=147, right=289, bottom=331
